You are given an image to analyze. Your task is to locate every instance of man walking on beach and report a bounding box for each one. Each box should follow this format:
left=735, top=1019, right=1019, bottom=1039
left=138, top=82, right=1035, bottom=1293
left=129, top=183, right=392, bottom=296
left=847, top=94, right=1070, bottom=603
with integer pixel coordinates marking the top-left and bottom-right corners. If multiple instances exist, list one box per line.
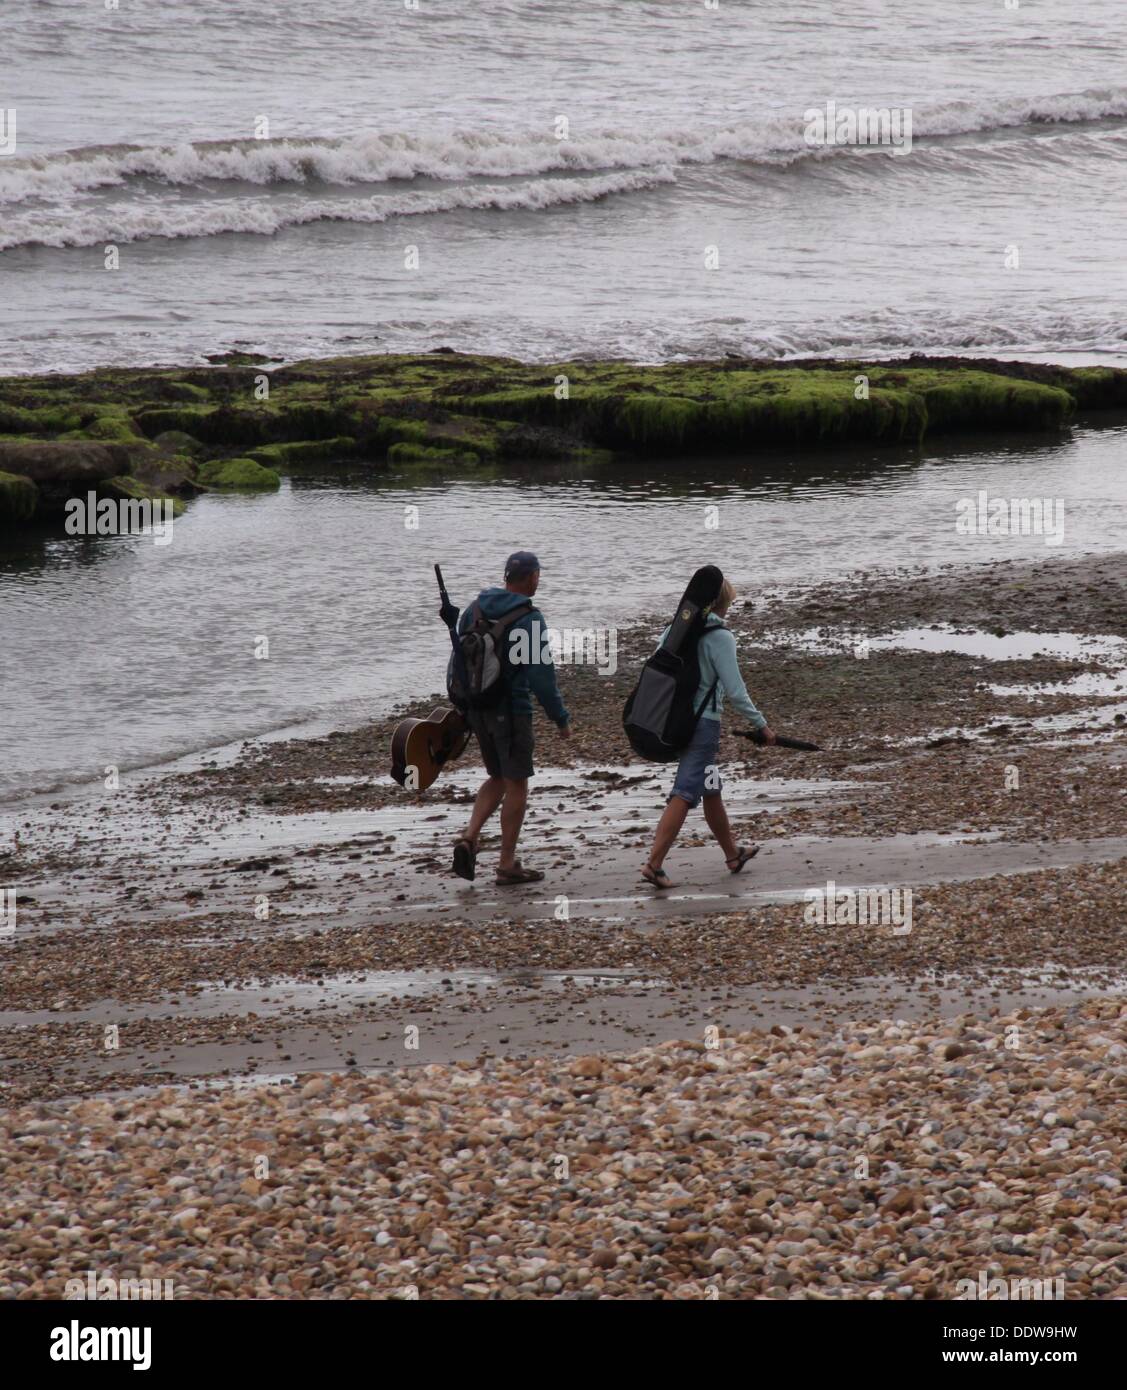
left=452, top=551, right=572, bottom=885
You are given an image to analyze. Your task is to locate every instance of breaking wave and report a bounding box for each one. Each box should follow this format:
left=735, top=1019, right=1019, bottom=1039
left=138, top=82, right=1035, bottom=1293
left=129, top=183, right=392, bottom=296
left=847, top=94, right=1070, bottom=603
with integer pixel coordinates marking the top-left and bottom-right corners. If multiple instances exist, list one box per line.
left=0, top=167, right=677, bottom=251
left=1, top=85, right=1124, bottom=210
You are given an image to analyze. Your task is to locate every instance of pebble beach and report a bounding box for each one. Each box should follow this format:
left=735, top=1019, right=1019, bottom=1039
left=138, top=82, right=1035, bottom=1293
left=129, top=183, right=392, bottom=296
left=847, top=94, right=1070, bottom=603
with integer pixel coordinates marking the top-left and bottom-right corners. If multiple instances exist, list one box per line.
left=4, top=1003, right=1123, bottom=1300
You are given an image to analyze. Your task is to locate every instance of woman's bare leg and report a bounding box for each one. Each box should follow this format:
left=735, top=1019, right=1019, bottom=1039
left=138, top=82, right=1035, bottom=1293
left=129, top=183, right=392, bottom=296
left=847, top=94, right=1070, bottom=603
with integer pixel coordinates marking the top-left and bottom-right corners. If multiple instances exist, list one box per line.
left=703, top=794, right=738, bottom=862
left=647, top=796, right=691, bottom=872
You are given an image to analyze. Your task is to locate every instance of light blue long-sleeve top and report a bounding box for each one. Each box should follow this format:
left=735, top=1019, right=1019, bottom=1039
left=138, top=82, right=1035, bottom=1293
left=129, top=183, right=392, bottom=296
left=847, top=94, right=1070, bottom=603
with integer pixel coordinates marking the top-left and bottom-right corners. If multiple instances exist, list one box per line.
left=658, top=613, right=767, bottom=728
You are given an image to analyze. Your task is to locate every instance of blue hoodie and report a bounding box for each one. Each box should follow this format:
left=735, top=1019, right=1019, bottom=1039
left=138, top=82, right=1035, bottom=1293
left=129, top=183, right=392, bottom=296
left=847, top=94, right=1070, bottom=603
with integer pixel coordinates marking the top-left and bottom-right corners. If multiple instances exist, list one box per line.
left=459, top=587, right=570, bottom=725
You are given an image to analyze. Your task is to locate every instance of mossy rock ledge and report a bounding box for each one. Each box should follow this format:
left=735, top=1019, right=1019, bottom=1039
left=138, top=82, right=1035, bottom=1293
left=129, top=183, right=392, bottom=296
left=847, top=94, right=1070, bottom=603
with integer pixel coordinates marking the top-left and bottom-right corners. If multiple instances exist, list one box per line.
left=1, top=352, right=1125, bottom=529
left=197, top=457, right=281, bottom=491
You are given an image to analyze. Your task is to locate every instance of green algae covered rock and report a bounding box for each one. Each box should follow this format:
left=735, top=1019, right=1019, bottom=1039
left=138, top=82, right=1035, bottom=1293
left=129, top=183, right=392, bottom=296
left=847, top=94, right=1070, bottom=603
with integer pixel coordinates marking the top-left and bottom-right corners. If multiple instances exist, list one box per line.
left=135, top=406, right=218, bottom=440
left=247, top=437, right=357, bottom=467
left=0, top=470, right=39, bottom=523
left=151, top=430, right=206, bottom=457
left=0, top=403, right=89, bottom=435
left=197, top=457, right=281, bottom=491
left=0, top=439, right=130, bottom=488
left=101, top=474, right=186, bottom=517
left=131, top=452, right=201, bottom=497
left=387, top=440, right=480, bottom=465
left=80, top=412, right=144, bottom=443
left=0, top=352, right=1121, bottom=524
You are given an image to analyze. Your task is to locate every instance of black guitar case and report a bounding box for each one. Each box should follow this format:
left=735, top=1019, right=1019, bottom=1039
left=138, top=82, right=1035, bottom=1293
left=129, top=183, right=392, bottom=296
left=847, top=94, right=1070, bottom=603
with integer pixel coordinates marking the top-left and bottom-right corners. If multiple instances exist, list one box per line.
left=662, top=564, right=725, bottom=656
left=622, top=565, right=726, bottom=761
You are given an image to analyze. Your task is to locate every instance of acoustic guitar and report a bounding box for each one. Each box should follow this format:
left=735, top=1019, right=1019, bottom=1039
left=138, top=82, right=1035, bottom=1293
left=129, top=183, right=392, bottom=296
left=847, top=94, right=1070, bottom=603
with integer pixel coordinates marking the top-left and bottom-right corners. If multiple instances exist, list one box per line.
left=390, top=705, right=470, bottom=791
left=389, top=565, right=472, bottom=791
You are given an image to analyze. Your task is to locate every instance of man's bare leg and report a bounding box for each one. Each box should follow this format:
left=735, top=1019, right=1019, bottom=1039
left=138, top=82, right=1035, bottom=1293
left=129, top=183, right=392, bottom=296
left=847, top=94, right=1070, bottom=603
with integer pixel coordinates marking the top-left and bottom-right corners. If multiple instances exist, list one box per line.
left=498, top=777, right=528, bottom=871
left=463, top=775, right=505, bottom=847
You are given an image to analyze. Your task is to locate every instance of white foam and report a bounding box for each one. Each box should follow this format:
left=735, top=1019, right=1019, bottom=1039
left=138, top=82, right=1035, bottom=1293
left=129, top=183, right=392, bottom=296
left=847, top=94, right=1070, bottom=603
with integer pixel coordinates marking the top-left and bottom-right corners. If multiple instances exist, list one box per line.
left=2, top=86, right=1124, bottom=210
left=0, top=128, right=783, bottom=207
left=0, top=167, right=677, bottom=251
left=5, top=305, right=1123, bottom=380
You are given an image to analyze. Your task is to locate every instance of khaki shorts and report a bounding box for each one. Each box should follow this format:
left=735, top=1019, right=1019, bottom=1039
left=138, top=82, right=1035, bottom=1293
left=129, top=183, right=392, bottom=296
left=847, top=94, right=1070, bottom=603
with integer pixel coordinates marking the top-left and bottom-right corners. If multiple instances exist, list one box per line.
left=469, top=705, right=535, bottom=780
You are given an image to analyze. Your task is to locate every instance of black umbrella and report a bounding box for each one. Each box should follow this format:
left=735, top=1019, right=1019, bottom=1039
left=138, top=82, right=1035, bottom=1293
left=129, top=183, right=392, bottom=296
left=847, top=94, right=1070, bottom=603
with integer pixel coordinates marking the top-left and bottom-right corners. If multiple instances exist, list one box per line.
left=735, top=727, right=821, bottom=752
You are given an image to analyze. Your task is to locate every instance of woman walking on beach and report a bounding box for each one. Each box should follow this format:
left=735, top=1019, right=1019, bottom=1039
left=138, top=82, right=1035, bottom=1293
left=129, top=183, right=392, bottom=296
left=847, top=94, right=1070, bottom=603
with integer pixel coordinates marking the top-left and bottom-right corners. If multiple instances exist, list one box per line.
left=642, top=577, right=775, bottom=889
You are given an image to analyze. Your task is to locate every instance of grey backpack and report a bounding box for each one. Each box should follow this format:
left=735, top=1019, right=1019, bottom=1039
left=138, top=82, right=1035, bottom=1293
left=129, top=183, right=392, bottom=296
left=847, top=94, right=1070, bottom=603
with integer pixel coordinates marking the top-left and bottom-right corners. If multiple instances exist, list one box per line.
left=447, top=600, right=532, bottom=710
left=622, top=621, right=723, bottom=761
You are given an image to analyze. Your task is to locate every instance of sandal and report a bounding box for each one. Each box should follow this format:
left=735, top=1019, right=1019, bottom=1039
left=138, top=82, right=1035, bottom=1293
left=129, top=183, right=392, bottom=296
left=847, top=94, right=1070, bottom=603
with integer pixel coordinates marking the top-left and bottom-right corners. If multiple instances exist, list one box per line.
left=495, top=862, right=544, bottom=886
left=641, top=863, right=675, bottom=890
left=726, top=845, right=760, bottom=874
left=452, top=836, right=477, bottom=882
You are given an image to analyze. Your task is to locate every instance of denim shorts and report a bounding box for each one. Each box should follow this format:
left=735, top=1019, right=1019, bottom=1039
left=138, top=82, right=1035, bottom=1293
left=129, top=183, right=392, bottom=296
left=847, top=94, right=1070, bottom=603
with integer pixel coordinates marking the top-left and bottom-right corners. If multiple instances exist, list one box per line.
left=669, top=717, right=722, bottom=808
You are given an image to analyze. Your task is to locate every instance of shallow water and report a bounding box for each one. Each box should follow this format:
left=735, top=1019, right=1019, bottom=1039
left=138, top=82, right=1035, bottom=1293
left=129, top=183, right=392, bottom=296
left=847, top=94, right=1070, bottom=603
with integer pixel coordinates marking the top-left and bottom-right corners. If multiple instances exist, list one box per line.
left=13, top=965, right=1125, bottom=1098
left=2, top=422, right=1126, bottom=803
left=790, top=622, right=1127, bottom=674
left=3, top=963, right=1120, bottom=1035
left=871, top=628, right=1125, bottom=663
left=0, top=967, right=665, bottom=1027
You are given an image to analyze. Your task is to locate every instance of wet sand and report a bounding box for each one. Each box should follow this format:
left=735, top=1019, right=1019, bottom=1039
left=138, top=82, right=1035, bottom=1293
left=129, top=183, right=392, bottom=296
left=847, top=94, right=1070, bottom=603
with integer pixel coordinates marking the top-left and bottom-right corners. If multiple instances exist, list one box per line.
left=1, top=551, right=1124, bottom=1096
left=1, top=550, right=1124, bottom=1299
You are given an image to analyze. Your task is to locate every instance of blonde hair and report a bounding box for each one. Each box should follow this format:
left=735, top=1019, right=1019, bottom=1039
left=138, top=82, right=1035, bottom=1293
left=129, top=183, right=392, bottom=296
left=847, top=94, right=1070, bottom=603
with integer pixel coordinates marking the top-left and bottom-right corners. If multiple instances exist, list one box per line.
left=715, top=578, right=736, bottom=615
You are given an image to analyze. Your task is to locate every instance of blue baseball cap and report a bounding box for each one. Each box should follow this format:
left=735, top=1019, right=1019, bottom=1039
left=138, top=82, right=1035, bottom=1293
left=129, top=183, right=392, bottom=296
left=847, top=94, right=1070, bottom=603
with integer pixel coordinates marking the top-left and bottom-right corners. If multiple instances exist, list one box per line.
left=504, top=550, right=541, bottom=580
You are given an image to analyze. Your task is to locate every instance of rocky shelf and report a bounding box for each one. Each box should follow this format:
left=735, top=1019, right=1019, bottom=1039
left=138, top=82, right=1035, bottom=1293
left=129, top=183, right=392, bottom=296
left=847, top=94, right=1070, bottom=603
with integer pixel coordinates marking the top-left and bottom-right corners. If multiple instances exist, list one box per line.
left=2, top=350, right=1125, bottom=527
